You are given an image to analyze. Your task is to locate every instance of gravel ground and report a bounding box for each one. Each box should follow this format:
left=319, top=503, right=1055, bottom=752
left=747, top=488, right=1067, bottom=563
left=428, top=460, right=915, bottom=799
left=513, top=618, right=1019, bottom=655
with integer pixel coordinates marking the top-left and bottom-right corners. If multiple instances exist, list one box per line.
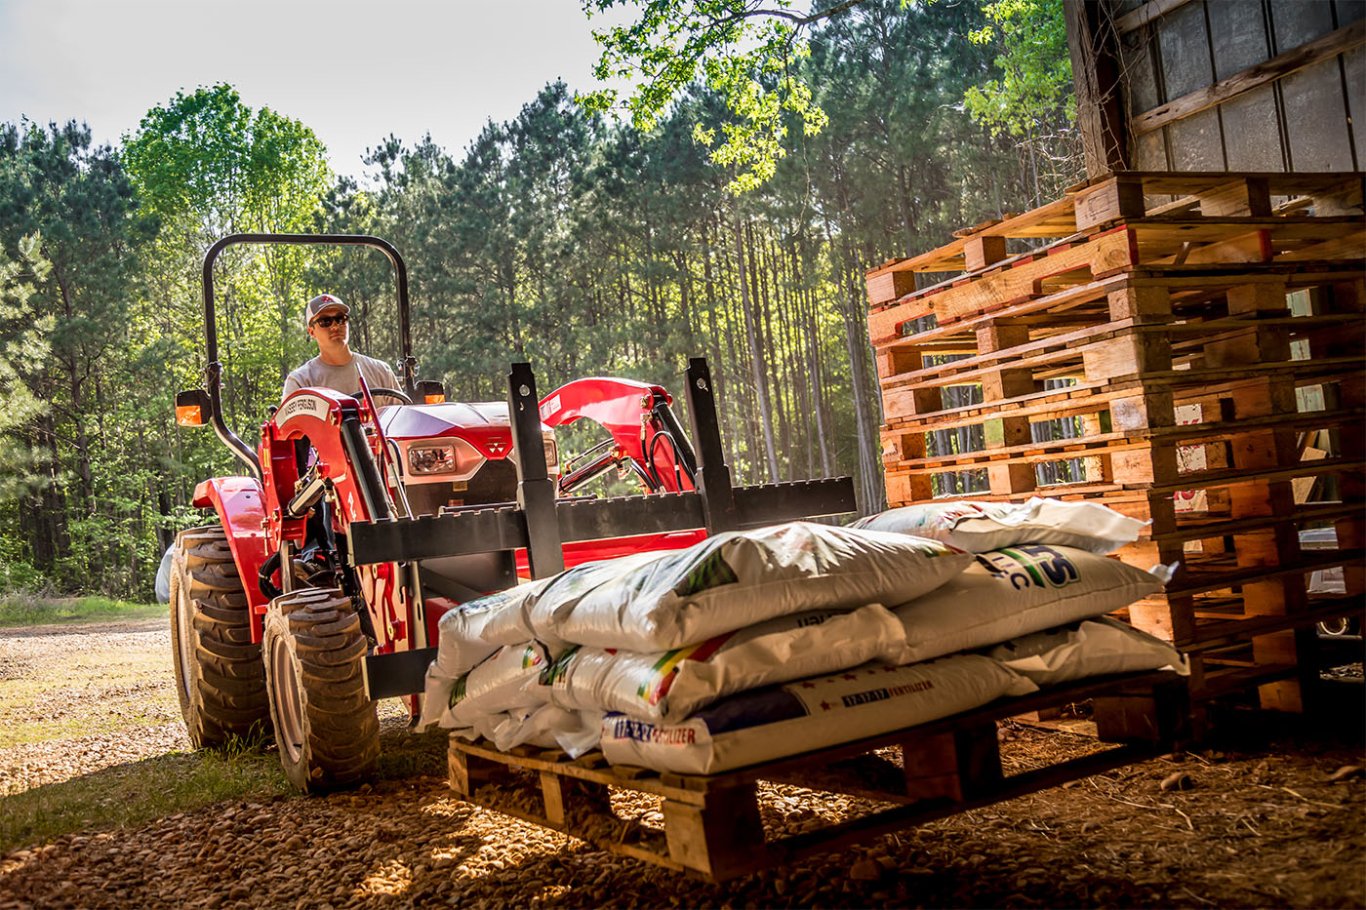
left=1, top=620, right=1363, bottom=909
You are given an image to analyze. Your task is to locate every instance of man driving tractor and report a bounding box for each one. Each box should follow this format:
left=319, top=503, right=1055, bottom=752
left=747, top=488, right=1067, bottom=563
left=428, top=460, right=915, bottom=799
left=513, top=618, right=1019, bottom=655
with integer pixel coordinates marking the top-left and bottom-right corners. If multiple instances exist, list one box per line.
left=282, top=293, right=397, bottom=399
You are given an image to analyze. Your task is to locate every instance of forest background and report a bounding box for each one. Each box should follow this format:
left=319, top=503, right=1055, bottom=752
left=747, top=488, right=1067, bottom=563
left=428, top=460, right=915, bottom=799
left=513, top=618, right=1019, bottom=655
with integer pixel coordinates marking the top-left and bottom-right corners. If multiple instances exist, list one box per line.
left=0, top=0, right=1077, bottom=599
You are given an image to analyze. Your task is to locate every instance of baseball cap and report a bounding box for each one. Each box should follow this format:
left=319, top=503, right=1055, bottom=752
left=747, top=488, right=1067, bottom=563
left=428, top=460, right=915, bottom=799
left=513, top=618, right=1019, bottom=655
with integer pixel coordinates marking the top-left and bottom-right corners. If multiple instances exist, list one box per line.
left=304, top=293, right=349, bottom=328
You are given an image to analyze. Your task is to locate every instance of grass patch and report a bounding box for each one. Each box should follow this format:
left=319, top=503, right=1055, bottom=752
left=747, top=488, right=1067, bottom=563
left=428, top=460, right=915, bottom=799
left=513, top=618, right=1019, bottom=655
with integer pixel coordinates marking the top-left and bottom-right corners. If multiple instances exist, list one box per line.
left=0, top=630, right=179, bottom=749
left=0, top=595, right=166, bottom=628
left=2, top=709, right=180, bottom=750
left=0, top=748, right=291, bottom=853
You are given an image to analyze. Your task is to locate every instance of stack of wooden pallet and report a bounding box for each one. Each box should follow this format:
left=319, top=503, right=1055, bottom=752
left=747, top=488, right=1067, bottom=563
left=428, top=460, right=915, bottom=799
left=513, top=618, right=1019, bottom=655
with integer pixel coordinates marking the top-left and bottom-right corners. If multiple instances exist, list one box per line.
left=866, top=171, right=1365, bottom=712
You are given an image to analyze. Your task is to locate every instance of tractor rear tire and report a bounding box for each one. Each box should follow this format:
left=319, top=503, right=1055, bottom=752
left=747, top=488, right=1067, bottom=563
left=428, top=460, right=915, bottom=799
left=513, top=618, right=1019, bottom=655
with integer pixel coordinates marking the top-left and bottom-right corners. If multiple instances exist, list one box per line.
left=169, top=525, right=272, bottom=748
left=263, top=588, right=380, bottom=792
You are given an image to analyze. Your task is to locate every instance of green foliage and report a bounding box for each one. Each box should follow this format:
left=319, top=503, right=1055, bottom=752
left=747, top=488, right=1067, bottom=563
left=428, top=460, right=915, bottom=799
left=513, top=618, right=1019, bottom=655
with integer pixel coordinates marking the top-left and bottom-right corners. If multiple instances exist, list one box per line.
left=123, top=84, right=334, bottom=437
left=0, top=8, right=1077, bottom=600
left=0, top=119, right=156, bottom=594
left=962, top=0, right=1074, bottom=137
left=122, top=84, right=330, bottom=237
left=0, top=235, right=53, bottom=500
left=0, top=594, right=165, bottom=628
left=0, top=93, right=331, bottom=601
left=580, top=0, right=837, bottom=193
left=581, top=0, right=1079, bottom=198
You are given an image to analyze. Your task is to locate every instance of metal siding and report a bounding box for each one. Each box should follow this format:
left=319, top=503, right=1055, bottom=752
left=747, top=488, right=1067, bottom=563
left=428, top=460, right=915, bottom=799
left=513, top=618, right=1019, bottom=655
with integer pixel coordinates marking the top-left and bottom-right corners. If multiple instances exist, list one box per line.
left=1207, top=0, right=1273, bottom=79
left=1219, top=87, right=1288, bottom=171
left=1281, top=57, right=1357, bottom=169
left=1269, top=0, right=1337, bottom=52
left=1135, top=128, right=1169, bottom=169
left=1345, top=44, right=1365, bottom=168
left=1121, top=30, right=1164, bottom=113
left=1108, top=0, right=1358, bottom=175
left=1158, top=2, right=1217, bottom=97
left=1337, top=0, right=1366, bottom=25
left=1169, top=108, right=1228, bottom=169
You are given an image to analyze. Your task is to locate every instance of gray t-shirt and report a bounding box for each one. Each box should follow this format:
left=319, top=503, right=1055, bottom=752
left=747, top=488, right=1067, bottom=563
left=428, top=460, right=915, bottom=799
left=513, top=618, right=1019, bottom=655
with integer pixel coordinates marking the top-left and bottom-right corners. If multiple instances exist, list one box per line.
left=282, top=352, right=399, bottom=400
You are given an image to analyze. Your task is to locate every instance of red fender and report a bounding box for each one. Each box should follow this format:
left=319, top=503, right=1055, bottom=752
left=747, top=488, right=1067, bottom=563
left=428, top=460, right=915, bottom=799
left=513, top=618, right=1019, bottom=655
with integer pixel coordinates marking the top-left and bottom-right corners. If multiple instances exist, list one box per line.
left=192, top=476, right=271, bottom=640
left=532, top=377, right=705, bottom=573
left=538, top=376, right=694, bottom=493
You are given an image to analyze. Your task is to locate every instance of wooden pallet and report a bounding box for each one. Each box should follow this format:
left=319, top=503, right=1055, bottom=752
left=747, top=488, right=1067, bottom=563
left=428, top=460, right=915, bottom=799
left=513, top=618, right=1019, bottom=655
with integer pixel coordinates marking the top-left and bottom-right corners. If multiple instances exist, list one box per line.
left=448, top=671, right=1187, bottom=883
left=893, top=232, right=1358, bottom=333
left=866, top=171, right=1365, bottom=308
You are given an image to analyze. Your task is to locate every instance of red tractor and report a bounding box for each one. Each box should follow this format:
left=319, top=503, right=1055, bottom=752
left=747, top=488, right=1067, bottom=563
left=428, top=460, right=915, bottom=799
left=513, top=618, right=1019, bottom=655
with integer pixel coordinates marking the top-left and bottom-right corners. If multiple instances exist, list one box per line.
left=170, top=234, right=855, bottom=791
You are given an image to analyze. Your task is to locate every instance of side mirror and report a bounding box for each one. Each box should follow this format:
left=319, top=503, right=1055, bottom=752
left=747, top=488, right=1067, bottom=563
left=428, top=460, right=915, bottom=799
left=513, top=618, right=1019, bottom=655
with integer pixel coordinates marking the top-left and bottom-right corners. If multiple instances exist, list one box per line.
left=416, top=379, right=446, bottom=404
left=175, top=389, right=212, bottom=427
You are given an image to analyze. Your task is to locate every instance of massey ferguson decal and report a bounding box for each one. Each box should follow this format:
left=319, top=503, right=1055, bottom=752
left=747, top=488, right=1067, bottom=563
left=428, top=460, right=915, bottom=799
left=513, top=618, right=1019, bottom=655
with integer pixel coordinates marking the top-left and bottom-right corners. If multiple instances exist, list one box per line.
left=276, top=393, right=331, bottom=426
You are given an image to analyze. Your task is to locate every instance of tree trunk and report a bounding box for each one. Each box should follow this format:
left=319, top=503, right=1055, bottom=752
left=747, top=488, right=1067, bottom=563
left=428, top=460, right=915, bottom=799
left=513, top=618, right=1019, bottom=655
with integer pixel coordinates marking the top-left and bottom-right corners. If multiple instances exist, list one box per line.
left=822, top=171, right=886, bottom=515
left=735, top=209, right=779, bottom=481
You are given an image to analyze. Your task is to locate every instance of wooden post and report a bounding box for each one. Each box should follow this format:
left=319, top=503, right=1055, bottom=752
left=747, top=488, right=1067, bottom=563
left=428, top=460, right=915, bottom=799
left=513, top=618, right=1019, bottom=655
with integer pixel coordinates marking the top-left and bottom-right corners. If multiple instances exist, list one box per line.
left=449, top=746, right=507, bottom=796
left=901, top=724, right=1004, bottom=802
left=663, top=785, right=766, bottom=879
left=964, top=235, right=1009, bottom=272
left=1064, top=0, right=1130, bottom=178
left=977, top=322, right=1037, bottom=495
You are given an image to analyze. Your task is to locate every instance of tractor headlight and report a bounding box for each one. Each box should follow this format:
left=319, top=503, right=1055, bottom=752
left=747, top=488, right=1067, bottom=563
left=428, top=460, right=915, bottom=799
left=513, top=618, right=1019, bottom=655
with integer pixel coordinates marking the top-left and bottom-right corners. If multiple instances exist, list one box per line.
left=408, top=443, right=457, bottom=476
left=543, top=434, right=559, bottom=475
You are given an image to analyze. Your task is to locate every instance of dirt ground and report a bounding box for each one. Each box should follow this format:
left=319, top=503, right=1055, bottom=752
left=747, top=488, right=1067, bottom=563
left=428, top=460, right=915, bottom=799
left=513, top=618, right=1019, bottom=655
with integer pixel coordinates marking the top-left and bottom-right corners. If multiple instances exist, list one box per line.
left=0, top=618, right=1362, bottom=909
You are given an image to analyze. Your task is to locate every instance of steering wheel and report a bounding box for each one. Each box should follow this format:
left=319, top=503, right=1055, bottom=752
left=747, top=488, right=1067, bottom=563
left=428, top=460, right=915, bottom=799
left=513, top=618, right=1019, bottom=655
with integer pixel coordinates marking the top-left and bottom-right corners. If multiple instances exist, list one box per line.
left=353, top=387, right=413, bottom=405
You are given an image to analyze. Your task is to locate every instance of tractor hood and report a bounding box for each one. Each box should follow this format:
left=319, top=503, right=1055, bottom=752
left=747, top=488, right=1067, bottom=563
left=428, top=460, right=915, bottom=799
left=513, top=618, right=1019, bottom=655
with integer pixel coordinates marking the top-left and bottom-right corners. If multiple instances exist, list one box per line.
left=379, top=401, right=552, bottom=462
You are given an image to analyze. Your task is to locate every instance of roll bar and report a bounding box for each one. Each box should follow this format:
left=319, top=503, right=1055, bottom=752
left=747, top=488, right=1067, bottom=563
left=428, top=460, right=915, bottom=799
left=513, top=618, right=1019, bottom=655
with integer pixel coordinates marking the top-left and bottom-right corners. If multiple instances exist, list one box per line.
left=199, top=233, right=416, bottom=479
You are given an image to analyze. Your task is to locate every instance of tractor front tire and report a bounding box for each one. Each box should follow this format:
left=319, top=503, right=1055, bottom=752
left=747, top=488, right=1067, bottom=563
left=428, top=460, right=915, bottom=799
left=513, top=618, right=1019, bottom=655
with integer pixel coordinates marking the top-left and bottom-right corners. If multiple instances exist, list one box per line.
left=168, top=525, right=272, bottom=748
left=264, top=588, right=380, bottom=792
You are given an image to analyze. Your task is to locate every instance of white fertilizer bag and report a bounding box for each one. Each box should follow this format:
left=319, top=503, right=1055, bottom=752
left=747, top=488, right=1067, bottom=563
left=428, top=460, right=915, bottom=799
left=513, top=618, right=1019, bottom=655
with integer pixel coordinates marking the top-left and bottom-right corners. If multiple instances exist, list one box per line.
left=600, top=654, right=1035, bottom=775
left=854, top=497, right=1146, bottom=554
left=532, top=521, right=972, bottom=652
left=469, top=576, right=560, bottom=648
left=421, top=582, right=554, bottom=732
left=433, top=589, right=538, bottom=679
left=537, top=603, right=906, bottom=724
left=487, top=704, right=604, bottom=755
left=488, top=552, right=666, bottom=650
left=894, top=544, right=1166, bottom=665
left=417, top=662, right=459, bottom=733
left=443, top=642, right=550, bottom=729
left=987, top=617, right=1188, bottom=686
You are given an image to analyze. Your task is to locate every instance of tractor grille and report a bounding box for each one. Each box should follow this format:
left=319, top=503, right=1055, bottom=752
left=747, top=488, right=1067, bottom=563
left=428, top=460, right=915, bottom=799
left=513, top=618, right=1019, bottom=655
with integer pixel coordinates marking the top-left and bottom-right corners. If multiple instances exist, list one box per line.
left=404, top=458, right=520, bottom=516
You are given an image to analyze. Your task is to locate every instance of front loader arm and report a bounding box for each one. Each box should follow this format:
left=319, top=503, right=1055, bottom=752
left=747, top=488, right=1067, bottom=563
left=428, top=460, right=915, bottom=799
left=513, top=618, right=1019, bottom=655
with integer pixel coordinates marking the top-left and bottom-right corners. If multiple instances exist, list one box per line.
left=265, top=388, right=411, bottom=649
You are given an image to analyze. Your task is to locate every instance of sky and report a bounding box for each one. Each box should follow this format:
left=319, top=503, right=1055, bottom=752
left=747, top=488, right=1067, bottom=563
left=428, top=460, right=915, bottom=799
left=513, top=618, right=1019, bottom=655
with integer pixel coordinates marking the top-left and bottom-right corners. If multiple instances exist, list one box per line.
left=0, top=0, right=627, bottom=179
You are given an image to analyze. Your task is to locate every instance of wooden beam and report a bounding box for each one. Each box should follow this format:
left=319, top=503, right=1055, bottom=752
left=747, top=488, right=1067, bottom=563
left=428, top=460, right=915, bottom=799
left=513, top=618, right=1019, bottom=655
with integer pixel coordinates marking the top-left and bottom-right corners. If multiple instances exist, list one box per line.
left=1114, top=0, right=1197, bottom=35
left=1132, top=19, right=1366, bottom=137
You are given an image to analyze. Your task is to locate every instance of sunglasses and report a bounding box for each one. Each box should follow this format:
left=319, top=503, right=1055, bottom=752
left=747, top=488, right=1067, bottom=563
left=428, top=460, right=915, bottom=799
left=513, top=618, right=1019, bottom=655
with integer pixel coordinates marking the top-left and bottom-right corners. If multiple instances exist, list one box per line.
left=311, top=313, right=349, bottom=329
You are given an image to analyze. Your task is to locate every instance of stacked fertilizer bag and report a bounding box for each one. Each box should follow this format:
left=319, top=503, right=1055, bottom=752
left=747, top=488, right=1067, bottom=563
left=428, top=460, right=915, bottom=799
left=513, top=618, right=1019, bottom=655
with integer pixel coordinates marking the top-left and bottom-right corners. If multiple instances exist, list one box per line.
left=423, top=502, right=1188, bottom=776
left=420, top=522, right=973, bottom=751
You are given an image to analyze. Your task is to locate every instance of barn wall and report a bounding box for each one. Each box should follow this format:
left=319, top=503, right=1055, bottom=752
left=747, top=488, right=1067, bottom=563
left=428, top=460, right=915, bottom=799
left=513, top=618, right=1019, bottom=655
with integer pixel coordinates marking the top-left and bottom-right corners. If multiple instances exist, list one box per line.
left=1067, top=0, right=1365, bottom=176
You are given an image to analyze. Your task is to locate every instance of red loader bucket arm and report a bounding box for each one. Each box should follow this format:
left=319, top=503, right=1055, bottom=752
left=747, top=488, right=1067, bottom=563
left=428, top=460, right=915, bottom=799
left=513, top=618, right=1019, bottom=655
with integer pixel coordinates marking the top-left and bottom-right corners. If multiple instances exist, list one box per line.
left=538, top=377, right=697, bottom=494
